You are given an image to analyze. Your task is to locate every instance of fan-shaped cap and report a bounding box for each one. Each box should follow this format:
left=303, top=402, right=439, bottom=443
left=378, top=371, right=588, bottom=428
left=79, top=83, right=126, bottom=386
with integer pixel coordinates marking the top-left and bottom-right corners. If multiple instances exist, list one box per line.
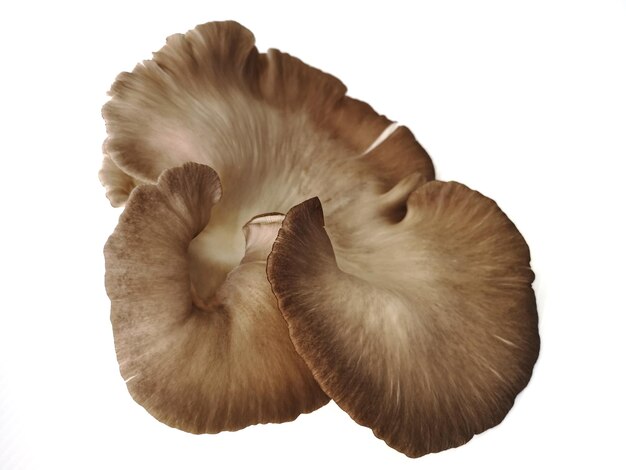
left=99, top=20, right=434, bottom=208
left=104, top=163, right=328, bottom=433
left=267, top=185, right=540, bottom=457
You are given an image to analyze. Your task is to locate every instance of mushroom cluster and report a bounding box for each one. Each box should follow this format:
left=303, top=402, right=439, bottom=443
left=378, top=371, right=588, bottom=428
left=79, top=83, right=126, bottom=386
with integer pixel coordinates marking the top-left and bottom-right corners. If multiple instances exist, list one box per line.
left=101, top=21, right=539, bottom=458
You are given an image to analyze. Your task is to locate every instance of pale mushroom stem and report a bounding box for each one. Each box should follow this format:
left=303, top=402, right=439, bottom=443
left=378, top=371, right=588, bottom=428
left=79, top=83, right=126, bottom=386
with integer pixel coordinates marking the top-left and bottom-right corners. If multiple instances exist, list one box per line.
left=187, top=212, right=286, bottom=311
left=190, top=213, right=285, bottom=311
left=241, top=213, right=286, bottom=264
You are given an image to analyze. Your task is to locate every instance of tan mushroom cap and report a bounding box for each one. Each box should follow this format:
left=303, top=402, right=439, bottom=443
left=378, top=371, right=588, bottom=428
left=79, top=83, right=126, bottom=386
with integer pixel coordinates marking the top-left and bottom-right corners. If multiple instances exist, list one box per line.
left=100, top=20, right=433, bottom=210
left=267, top=186, right=540, bottom=457
left=104, top=163, right=328, bottom=433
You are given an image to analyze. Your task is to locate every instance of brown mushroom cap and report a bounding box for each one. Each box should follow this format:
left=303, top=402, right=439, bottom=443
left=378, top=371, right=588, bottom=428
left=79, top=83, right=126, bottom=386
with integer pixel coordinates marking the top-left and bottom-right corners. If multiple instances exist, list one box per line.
left=266, top=187, right=540, bottom=457
left=104, top=163, right=328, bottom=433
left=100, top=20, right=433, bottom=210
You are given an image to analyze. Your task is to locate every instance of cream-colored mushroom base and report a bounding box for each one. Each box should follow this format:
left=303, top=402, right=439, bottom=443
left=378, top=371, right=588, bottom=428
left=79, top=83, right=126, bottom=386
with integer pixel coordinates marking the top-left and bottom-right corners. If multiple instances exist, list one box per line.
left=101, top=21, right=538, bottom=458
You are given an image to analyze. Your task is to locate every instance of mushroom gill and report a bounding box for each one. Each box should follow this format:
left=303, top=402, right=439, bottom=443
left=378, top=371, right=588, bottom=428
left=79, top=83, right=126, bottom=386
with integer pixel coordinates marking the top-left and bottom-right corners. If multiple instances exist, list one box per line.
left=266, top=192, right=539, bottom=457
left=101, top=21, right=433, bottom=432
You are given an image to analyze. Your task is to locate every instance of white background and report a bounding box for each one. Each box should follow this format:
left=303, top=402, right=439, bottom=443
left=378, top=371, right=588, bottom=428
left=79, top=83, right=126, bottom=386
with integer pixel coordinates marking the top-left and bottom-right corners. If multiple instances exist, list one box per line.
left=1, top=1, right=625, bottom=468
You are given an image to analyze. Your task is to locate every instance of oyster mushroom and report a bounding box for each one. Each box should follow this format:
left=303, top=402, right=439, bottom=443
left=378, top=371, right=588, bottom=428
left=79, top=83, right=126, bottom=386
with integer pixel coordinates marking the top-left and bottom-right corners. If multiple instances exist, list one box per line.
left=101, top=21, right=433, bottom=432
left=267, top=192, right=539, bottom=457
left=104, top=163, right=328, bottom=432
left=100, top=20, right=433, bottom=210
left=101, top=20, right=539, bottom=455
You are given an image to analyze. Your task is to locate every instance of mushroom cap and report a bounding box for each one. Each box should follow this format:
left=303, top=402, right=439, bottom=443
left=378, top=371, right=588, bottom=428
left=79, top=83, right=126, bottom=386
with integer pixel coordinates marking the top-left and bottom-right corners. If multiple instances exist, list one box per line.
left=104, top=163, right=328, bottom=433
left=266, top=187, right=540, bottom=457
left=100, top=20, right=433, bottom=211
